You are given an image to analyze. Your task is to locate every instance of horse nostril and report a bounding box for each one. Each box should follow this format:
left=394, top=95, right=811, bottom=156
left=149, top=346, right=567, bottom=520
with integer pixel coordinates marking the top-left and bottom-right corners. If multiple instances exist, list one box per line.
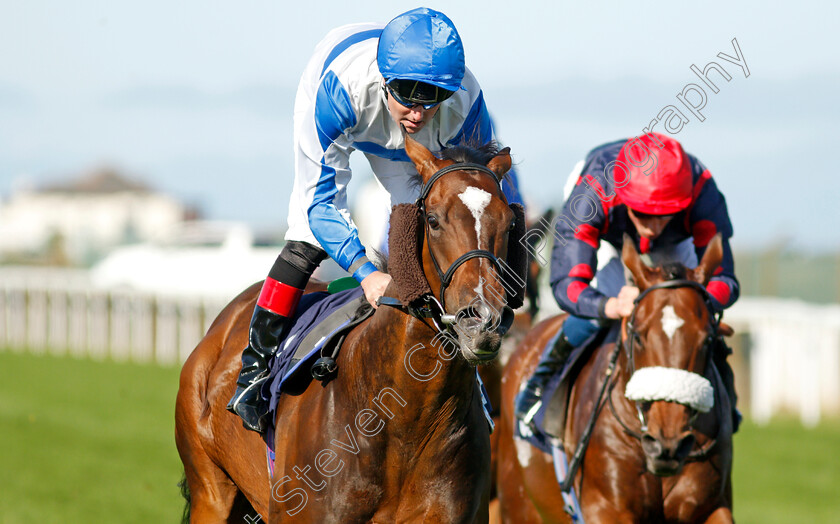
left=641, top=434, right=661, bottom=457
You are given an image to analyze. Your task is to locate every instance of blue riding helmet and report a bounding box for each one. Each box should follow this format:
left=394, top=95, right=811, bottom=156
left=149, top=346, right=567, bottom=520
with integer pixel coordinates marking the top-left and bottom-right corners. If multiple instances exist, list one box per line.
left=377, top=7, right=465, bottom=92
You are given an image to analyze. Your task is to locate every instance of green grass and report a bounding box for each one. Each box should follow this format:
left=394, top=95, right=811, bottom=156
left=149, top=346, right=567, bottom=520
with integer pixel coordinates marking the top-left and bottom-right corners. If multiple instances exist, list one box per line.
left=1, top=350, right=839, bottom=523
left=733, top=418, right=840, bottom=523
left=0, top=350, right=184, bottom=524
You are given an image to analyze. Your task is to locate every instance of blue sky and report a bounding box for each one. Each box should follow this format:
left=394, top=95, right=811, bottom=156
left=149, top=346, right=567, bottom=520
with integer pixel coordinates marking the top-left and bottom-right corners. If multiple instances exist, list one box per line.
left=1, top=0, right=838, bottom=250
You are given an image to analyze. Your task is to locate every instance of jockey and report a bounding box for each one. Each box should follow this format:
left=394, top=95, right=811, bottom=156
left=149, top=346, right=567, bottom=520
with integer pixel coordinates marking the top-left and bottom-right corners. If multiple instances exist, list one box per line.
left=515, top=133, right=740, bottom=430
left=228, top=7, right=524, bottom=433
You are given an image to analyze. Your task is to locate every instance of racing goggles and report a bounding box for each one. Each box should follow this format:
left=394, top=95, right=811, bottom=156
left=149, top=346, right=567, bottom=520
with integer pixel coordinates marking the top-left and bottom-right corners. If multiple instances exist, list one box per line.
left=385, top=79, right=455, bottom=110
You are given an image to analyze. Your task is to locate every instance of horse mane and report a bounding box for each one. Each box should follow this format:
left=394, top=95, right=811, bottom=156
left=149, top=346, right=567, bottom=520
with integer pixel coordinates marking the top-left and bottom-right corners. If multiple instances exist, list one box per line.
left=372, top=249, right=389, bottom=275
left=438, top=140, right=514, bottom=187
left=438, top=140, right=501, bottom=164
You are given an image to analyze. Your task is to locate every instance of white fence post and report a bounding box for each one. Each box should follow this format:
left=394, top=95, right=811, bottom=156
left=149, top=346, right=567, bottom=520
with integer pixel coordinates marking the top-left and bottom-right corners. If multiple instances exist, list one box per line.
left=178, top=301, right=202, bottom=363
left=155, top=299, right=179, bottom=365
left=69, top=293, right=88, bottom=357
left=110, top=293, right=131, bottom=361
left=90, top=293, right=107, bottom=359
left=130, top=295, right=154, bottom=363
left=0, top=288, right=6, bottom=349
left=7, top=289, right=26, bottom=351
left=48, top=289, right=68, bottom=356
left=27, top=289, right=48, bottom=353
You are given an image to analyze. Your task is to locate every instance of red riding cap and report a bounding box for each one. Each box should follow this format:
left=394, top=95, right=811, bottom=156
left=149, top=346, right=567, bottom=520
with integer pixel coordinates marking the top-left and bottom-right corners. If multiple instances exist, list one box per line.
left=614, top=133, right=692, bottom=215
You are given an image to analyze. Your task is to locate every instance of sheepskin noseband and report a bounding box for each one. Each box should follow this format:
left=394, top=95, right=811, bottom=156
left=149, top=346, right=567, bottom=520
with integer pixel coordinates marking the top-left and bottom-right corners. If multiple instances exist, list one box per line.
left=625, top=366, right=714, bottom=413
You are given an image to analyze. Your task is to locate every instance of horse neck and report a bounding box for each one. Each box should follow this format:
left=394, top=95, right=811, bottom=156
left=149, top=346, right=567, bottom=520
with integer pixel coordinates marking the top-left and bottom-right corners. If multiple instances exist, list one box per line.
left=343, top=304, right=479, bottom=441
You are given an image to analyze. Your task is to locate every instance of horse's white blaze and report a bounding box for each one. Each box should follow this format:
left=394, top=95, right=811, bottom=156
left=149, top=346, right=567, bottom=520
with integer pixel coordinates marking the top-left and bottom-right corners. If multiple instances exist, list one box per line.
left=458, top=186, right=492, bottom=295
left=625, top=366, right=714, bottom=412
left=660, top=305, right=684, bottom=341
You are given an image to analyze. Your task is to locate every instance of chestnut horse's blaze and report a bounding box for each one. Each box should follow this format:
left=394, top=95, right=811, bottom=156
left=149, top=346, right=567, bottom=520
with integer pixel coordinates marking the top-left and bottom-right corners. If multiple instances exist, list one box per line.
left=496, top=234, right=734, bottom=524
left=175, top=134, right=527, bottom=523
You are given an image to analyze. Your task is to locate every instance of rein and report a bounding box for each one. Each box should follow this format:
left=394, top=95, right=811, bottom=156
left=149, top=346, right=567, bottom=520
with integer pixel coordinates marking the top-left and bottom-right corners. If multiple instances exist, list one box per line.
left=560, top=331, right=622, bottom=493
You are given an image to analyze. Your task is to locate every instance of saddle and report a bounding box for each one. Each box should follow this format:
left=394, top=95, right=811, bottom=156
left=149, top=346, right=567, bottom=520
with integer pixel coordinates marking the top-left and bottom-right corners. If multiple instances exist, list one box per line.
left=516, top=324, right=617, bottom=451
left=260, top=286, right=374, bottom=436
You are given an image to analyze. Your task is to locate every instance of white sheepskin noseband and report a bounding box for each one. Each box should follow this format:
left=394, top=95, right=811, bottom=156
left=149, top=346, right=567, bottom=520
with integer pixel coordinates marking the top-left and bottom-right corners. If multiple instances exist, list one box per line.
left=625, top=366, right=714, bottom=413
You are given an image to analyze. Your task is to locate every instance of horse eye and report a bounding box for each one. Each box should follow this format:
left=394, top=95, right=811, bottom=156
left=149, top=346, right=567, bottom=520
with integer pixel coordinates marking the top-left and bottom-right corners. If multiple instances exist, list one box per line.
left=508, top=220, right=516, bottom=232
left=427, top=214, right=440, bottom=230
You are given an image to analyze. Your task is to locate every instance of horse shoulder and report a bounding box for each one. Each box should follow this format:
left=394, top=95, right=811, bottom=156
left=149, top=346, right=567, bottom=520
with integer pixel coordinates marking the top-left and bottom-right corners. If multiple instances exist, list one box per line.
left=504, top=314, right=567, bottom=393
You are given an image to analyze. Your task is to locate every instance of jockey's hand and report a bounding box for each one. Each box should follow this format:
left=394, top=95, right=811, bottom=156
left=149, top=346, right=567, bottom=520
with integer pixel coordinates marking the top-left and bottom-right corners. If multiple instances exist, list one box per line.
left=604, top=285, right=640, bottom=319
left=361, top=271, right=392, bottom=308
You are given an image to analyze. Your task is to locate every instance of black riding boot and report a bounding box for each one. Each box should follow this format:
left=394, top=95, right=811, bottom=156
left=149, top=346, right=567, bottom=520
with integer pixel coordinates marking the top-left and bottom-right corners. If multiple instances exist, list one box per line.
left=515, top=331, right=575, bottom=427
left=227, top=240, right=327, bottom=434
left=227, top=306, right=291, bottom=432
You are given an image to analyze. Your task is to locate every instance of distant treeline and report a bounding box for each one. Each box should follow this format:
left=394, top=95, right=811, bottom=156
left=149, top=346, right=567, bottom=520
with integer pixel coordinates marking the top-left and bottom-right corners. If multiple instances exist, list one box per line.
left=735, top=249, right=840, bottom=304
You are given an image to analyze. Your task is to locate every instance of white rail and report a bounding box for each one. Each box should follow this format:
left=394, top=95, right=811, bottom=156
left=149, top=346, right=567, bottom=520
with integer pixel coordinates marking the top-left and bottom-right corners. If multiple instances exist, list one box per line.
left=724, top=297, right=840, bottom=427
left=0, top=267, right=229, bottom=365
left=2, top=268, right=838, bottom=426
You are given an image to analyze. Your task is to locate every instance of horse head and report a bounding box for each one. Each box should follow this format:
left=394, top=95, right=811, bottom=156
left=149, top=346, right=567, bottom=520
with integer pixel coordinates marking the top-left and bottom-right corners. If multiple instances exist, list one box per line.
left=401, top=133, right=525, bottom=364
left=620, top=232, right=725, bottom=476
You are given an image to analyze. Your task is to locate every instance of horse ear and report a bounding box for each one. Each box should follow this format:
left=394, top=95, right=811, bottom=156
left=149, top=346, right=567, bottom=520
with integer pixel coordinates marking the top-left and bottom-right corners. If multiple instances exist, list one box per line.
left=486, top=147, right=512, bottom=179
left=403, top=127, right=442, bottom=183
left=692, top=233, right=723, bottom=286
left=621, top=234, right=653, bottom=290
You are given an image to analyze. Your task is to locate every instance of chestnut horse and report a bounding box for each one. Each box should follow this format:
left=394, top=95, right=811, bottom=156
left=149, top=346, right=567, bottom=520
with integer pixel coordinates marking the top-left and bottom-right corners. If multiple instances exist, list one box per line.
left=496, top=235, right=734, bottom=523
left=175, top=134, right=527, bottom=523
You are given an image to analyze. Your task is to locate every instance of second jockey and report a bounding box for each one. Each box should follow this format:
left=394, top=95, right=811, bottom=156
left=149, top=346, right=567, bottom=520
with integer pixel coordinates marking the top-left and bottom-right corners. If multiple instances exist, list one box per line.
left=515, top=132, right=740, bottom=430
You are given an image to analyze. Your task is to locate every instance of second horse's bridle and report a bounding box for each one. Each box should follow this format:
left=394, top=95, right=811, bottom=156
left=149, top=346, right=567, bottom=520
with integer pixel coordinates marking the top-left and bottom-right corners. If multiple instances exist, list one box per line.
left=615, top=278, right=724, bottom=454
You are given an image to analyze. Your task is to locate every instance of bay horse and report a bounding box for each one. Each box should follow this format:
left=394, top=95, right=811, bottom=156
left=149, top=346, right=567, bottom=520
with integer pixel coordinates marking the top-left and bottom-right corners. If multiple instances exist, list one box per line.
left=495, top=235, right=734, bottom=523
left=175, top=133, right=528, bottom=523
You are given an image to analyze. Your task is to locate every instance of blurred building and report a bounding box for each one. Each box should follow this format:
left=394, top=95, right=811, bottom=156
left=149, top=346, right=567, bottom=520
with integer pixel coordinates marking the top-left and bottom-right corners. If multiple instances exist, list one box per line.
left=0, top=167, right=189, bottom=265
left=89, top=220, right=282, bottom=299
